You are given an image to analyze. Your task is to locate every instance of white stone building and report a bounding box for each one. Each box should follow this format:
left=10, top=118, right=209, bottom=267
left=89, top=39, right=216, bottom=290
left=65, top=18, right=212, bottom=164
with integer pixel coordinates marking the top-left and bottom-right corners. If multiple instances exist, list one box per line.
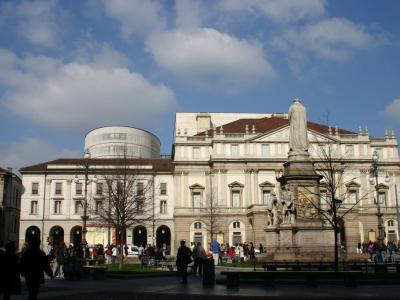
left=19, top=113, right=400, bottom=256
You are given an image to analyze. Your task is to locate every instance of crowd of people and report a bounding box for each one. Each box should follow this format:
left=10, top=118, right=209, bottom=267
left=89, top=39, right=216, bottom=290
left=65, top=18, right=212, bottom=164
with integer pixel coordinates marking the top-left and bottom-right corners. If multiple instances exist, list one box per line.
left=357, top=240, right=400, bottom=262
left=176, top=239, right=264, bottom=284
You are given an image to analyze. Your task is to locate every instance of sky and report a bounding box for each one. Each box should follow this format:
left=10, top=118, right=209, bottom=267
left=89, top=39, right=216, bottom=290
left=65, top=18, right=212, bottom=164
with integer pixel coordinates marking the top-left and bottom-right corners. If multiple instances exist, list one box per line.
left=0, top=0, right=399, bottom=172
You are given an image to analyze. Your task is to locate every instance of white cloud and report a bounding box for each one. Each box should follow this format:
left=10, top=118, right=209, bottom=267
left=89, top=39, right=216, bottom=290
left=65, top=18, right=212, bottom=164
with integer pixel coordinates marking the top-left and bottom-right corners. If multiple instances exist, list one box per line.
left=0, top=0, right=60, bottom=47
left=221, top=0, right=326, bottom=23
left=175, top=0, right=202, bottom=29
left=383, top=99, right=400, bottom=122
left=0, top=138, right=80, bottom=173
left=0, top=48, right=177, bottom=131
left=146, top=28, right=274, bottom=89
left=102, top=0, right=165, bottom=39
left=271, top=18, right=376, bottom=62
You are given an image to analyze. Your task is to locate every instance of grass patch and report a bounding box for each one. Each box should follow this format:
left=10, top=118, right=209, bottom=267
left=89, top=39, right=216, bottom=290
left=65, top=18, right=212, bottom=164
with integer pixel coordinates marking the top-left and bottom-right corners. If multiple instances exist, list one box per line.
left=105, top=264, right=172, bottom=274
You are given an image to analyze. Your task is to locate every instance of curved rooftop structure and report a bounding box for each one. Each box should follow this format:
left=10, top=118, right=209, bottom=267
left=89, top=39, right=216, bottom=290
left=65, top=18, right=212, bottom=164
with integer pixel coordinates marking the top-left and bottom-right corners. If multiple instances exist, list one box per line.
left=84, top=126, right=160, bottom=159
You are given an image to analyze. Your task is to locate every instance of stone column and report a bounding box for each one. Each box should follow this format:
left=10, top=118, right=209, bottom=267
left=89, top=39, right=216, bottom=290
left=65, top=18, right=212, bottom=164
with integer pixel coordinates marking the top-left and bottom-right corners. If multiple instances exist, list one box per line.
left=253, top=170, right=259, bottom=204
left=66, top=179, right=72, bottom=219
left=245, top=170, right=251, bottom=207
left=221, top=170, right=227, bottom=207
left=183, top=172, right=189, bottom=207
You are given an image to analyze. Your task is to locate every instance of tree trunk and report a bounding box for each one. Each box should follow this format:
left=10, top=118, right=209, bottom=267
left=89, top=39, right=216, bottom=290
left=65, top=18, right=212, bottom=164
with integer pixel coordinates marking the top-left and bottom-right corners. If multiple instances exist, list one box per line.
left=334, top=221, right=339, bottom=272
left=119, top=240, right=124, bottom=270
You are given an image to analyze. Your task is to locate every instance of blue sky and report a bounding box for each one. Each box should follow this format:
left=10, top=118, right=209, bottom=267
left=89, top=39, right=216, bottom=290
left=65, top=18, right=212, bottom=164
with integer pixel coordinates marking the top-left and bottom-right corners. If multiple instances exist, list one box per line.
left=0, top=0, right=399, bottom=171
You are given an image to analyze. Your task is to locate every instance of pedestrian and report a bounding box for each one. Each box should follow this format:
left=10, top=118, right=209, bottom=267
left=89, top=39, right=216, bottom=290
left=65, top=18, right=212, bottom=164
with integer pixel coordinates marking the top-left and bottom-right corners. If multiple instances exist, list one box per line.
left=249, top=242, right=255, bottom=260
left=20, top=237, right=53, bottom=300
left=176, top=240, right=192, bottom=284
left=356, top=242, right=362, bottom=254
left=193, top=242, right=207, bottom=276
left=259, top=243, right=264, bottom=254
left=53, top=242, right=66, bottom=278
left=112, top=245, right=117, bottom=264
left=210, top=239, right=220, bottom=266
left=0, top=241, right=21, bottom=300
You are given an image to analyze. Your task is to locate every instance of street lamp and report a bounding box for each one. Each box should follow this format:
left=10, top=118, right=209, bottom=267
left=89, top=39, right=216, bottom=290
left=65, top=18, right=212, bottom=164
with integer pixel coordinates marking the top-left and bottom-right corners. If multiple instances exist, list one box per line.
left=74, top=149, right=97, bottom=245
left=369, top=150, right=390, bottom=249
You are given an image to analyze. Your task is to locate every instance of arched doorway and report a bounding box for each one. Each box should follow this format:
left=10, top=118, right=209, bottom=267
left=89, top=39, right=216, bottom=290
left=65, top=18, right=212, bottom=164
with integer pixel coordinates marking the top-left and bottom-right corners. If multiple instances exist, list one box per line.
left=25, top=226, right=41, bottom=245
left=156, top=225, right=171, bottom=251
left=70, top=226, right=82, bottom=246
left=133, top=226, right=147, bottom=247
left=49, top=226, right=64, bottom=246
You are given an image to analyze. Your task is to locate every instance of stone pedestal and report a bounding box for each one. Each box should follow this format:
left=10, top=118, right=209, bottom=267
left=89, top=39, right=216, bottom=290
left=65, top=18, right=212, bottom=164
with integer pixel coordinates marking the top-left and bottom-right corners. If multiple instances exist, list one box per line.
left=265, top=150, right=335, bottom=261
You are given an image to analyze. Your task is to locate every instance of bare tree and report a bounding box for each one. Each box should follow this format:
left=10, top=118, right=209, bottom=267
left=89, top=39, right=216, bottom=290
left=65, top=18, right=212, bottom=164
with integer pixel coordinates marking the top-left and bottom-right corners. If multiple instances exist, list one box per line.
left=297, top=137, right=373, bottom=270
left=90, top=152, right=155, bottom=270
left=202, top=185, right=221, bottom=243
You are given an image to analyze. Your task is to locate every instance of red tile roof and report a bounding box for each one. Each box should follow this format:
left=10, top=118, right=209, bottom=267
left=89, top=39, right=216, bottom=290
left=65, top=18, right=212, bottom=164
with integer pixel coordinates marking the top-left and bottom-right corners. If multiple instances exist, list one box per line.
left=20, top=158, right=173, bottom=173
left=195, top=117, right=355, bottom=137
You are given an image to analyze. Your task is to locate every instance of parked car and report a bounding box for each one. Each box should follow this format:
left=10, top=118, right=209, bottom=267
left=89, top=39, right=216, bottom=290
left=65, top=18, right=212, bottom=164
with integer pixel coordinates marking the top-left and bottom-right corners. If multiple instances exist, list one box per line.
left=127, top=245, right=140, bottom=256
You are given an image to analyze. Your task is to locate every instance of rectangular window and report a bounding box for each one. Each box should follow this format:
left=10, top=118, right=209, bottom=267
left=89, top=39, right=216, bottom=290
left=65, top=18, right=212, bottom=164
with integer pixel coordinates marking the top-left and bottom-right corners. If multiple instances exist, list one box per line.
left=378, top=191, right=386, bottom=205
left=345, top=145, right=354, bottom=157
left=160, top=183, right=167, bottom=195
left=320, top=190, right=327, bottom=205
left=261, top=144, right=270, bottom=156
left=231, top=144, right=239, bottom=156
left=348, top=190, right=358, bottom=204
left=74, top=201, right=83, bottom=214
left=96, top=183, right=103, bottom=195
left=160, top=200, right=167, bottom=214
left=54, top=200, right=62, bottom=214
left=136, top=199, right=144, bottom=213
left=137, top=183, right=144, bottom=196
left=95, top=201, right=102, bottom=214
left=75, top=183, right=82, bottom=195
left=32, top=183, right=39, bottom=195
left=262, top=191, right=271, bottom=205
left=232, top=191, right=240, bottom=208
left=55, top=182, right=62, bottom=195
left=193, top=192, right=202, bottom=208
left=30, top=200, right=38, bottom=214
left=193, top=147, right=200, bottom=159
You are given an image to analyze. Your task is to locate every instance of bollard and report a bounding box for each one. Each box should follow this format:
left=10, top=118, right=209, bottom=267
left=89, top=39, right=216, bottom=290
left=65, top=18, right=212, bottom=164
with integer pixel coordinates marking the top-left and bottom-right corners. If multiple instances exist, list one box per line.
left=202, top=258, right=215, bottom=287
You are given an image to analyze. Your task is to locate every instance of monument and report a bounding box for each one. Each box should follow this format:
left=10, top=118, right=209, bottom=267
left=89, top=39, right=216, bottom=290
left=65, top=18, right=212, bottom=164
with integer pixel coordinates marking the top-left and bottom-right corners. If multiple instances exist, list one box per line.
left=265, top=99, right=334, bottom=261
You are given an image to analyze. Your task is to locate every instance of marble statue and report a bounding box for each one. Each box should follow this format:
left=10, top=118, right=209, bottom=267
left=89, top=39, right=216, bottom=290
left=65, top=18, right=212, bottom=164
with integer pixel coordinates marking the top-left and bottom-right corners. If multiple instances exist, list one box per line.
left=288, top=98, right=308, bottom=152
left=271, top=193, right=281, bottom=226
left=281, top=186, right=295, bottom=224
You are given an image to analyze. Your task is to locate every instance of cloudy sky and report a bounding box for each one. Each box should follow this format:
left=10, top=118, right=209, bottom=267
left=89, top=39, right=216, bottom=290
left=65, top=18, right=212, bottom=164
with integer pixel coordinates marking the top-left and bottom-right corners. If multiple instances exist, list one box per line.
left=0, top=0, right=399, bottom=171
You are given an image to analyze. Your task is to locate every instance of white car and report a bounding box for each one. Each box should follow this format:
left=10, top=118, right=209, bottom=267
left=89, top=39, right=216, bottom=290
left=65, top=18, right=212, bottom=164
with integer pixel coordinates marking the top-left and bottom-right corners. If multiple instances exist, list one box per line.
left=126, top=245, right=140, bottom=256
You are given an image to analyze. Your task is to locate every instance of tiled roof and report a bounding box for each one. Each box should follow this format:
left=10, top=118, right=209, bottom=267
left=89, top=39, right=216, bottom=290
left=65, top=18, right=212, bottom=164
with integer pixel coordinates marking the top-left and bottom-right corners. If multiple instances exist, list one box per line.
left=195, top=117, right=355, bottom=137
left=20, top=158, right=173, bottom=173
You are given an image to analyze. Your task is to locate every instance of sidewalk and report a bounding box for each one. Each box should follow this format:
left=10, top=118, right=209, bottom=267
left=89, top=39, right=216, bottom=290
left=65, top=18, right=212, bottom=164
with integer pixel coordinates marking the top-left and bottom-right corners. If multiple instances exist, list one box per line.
left=13, top=269, right=400, bottom=300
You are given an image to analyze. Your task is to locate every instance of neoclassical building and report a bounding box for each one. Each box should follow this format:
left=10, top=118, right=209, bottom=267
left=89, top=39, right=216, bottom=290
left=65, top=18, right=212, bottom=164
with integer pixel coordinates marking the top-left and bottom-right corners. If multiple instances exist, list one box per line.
left=19, top=112, right=400, bottom=256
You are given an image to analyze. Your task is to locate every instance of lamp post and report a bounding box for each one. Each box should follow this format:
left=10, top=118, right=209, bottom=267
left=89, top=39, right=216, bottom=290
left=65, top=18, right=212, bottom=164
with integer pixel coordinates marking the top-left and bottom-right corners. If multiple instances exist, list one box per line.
left=369, top=150, right=390, bottom=248
left=74, top=149, right=97, bottom=245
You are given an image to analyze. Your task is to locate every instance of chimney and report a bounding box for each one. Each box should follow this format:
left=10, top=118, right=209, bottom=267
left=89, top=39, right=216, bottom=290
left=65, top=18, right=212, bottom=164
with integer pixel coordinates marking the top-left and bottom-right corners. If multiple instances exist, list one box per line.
left=196, top=112, right=212, bottom=133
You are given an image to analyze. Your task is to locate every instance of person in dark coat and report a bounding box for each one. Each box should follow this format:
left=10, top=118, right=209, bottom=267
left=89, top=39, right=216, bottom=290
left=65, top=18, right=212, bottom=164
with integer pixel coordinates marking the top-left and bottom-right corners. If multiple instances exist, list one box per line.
left=0, top=241, right=21, bottom=300
left=20, top=237, right=53, bottom=300
left=176, top=240, right=192, bottom=284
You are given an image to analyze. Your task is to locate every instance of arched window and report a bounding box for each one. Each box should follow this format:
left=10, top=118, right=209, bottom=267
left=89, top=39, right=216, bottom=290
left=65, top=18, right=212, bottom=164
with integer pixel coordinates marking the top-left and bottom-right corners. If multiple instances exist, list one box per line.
left=194, top=222, right=202, bottom=229
left=388, top=220, right=394, bottom=227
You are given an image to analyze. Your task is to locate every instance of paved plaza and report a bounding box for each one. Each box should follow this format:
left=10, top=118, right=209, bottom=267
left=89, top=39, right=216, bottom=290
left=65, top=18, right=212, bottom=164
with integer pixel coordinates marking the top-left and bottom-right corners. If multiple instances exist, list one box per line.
left=11, top=269, right=400, bottom=300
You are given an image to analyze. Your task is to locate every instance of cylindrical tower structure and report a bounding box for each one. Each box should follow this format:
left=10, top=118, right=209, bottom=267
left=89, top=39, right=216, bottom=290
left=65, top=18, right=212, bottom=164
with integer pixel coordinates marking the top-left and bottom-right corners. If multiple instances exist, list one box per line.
left=84, top=126, right=160, bottom=159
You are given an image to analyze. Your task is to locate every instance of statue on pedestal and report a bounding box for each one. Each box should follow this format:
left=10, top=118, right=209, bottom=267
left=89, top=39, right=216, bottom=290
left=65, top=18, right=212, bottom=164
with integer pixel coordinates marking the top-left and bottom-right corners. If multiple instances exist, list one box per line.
left=267, top=191, right=281, bottom=226
left=288, top=99, right=308, bottom=153
left=281, top=186, right=296, bottom=224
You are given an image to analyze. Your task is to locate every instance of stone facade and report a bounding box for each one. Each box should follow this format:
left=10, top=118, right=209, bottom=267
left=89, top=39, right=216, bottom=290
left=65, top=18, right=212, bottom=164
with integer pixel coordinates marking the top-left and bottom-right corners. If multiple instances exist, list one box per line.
left=19, top=111, right=400, bottom=258
left=0, top=167, right=23, bottom=248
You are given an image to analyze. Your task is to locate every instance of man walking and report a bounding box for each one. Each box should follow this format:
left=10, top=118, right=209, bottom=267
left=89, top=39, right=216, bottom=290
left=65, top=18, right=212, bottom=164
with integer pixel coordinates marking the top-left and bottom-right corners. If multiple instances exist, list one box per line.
left=211, top=239, right=220, bottom=266
left=20, top=237, right=53, bottom=300
left=176, top=240, right=192, bottom=284
left=193, top=242, right=207, bottom=276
